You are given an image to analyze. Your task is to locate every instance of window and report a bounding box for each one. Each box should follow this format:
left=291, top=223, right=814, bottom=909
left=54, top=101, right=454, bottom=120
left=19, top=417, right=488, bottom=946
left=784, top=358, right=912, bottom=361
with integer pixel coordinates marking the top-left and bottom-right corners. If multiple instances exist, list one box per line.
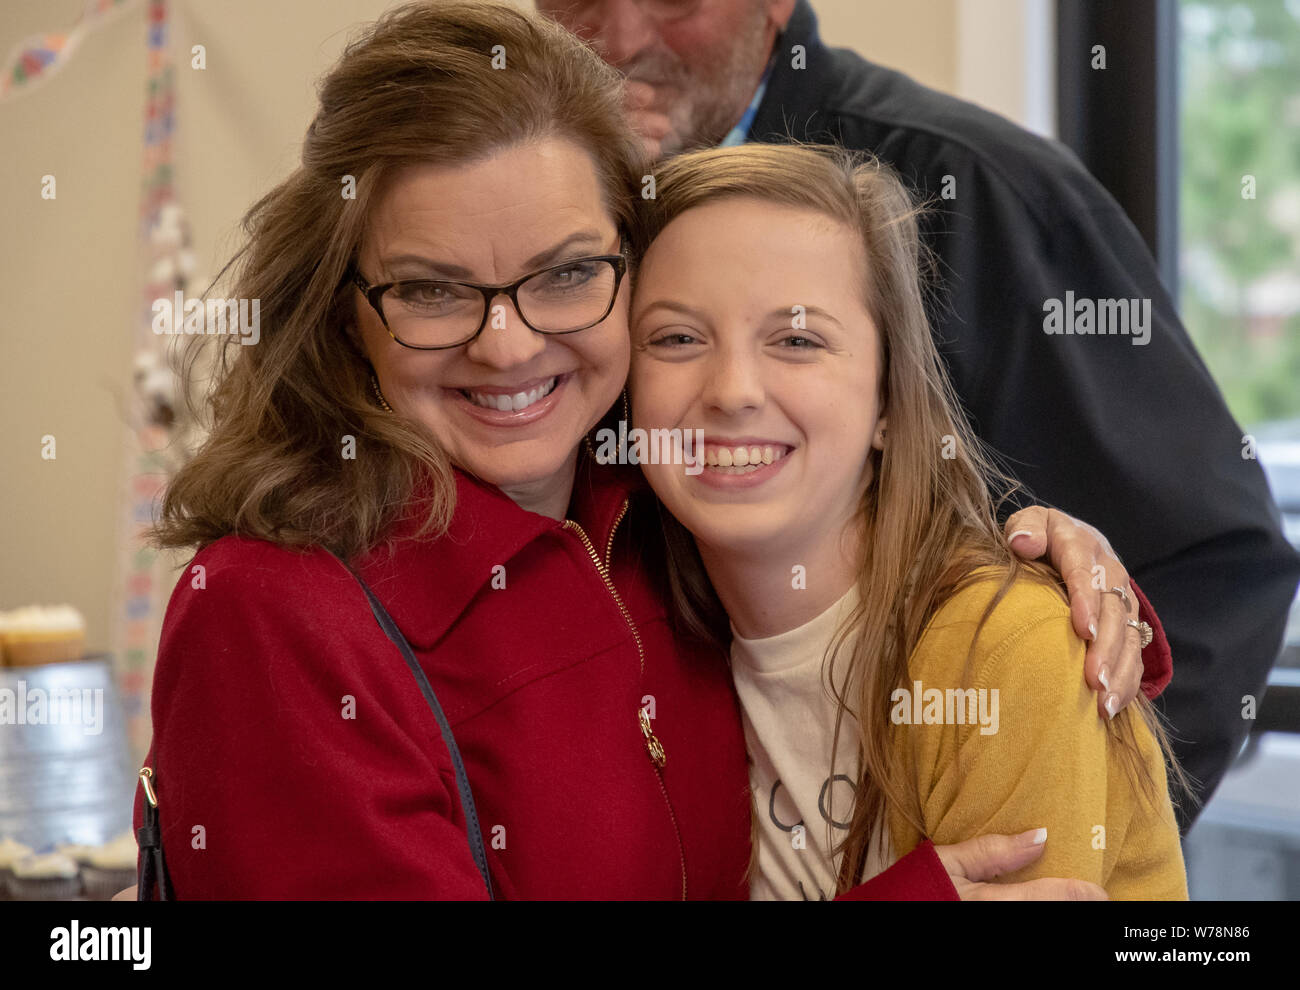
left=1058, top=0, right=1300, bottom=899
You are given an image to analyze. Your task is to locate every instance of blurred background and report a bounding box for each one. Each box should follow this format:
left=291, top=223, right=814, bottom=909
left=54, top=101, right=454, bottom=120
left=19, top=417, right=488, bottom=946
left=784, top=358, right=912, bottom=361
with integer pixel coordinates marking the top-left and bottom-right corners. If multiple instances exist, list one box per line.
left=0, top=0, right=1296, bottom=898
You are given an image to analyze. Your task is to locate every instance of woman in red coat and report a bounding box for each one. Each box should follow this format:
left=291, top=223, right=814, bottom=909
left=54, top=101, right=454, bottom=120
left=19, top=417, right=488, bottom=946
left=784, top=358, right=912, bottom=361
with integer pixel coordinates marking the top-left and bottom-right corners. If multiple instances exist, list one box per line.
left=132, top=0, right=1167, bottom=900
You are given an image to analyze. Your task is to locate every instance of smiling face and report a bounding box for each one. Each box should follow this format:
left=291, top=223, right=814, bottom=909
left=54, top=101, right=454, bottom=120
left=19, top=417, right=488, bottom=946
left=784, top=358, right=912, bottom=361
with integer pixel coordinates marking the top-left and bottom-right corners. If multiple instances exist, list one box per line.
left=354, top=137, right=630, bottom=514
left=629, top=196, right=885, bottom=560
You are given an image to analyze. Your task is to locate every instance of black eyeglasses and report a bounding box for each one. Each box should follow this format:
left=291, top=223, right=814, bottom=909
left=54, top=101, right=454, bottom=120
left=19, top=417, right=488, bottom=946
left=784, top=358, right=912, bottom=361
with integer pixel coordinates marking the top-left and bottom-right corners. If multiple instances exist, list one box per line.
left=352, top=248, right=628, bottom=351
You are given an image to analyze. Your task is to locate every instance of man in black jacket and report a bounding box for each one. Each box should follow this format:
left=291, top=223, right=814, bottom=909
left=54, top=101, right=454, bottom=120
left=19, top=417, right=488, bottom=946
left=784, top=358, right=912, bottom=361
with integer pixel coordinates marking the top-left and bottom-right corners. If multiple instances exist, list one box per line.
left=538, top=0, right=1300, bottom=830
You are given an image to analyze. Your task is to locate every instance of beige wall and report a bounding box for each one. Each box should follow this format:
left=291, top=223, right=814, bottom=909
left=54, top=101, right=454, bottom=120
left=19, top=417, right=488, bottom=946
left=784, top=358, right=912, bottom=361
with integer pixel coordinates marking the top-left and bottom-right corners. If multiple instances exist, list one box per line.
left=813, top=0, right=958, bottom=95
left=0, top=0, right=1048, bottom=654
left=815, top=0, right=1055, bottom=135
left=0, top=0, right=396, bottom=656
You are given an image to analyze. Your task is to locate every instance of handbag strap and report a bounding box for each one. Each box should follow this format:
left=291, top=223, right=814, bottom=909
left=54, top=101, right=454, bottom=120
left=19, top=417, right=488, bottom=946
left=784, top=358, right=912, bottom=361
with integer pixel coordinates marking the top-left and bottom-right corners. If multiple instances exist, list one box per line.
left=134, top=554, right=496, bottom=901
left=136, top=769, right=173, bottom=901
left=331, top=552, right=496, bottom=900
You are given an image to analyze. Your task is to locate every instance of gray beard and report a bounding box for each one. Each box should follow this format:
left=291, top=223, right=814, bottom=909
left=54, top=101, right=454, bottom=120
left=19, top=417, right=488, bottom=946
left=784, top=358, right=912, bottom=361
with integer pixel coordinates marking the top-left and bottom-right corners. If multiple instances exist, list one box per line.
left=625, top=13, right=774, bottom=157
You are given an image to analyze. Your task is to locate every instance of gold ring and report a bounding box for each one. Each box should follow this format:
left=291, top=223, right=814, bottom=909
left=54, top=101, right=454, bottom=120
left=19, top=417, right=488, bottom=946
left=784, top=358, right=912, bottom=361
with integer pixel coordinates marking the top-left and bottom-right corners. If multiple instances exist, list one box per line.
left=1126, top=619, right=1153, bottom=649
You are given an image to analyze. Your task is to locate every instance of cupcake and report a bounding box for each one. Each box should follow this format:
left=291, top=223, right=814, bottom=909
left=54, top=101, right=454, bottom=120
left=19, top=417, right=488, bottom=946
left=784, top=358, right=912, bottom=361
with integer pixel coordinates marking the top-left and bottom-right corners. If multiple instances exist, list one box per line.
left=0, top=837, right=34, bottom=901
left=55, top=841, right=97, bottom=864
left=80, top=832, right=139, bottom=901
left=0, top=605, right=86, bottom=666
left=7, top=851, right=83, bottom=900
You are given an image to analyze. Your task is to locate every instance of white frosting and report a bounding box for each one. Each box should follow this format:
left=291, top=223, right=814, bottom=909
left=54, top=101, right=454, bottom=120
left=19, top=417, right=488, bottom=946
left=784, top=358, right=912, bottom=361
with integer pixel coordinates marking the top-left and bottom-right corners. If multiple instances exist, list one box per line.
left=85, top=831, right=138, bottom=870
left=55, top=842, right=97, bottom=864
left=0, top=837, right=34, bottom=868
left=11, top=851, right=80, bottom=880
left=0, top=604, right=86, bottom=634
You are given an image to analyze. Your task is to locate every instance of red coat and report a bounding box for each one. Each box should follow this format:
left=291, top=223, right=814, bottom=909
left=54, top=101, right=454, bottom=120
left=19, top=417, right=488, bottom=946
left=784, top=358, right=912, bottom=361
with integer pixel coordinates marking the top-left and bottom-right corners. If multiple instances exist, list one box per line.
left=134, top=457, right=1170, bottom=899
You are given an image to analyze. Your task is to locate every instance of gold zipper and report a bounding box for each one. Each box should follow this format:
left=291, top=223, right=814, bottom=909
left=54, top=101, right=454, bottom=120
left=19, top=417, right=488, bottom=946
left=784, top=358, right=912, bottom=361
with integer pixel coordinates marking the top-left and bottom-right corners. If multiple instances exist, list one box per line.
left=563, top=503, right=687, bottom=899
left=604, top=498, right=630, bottom=572
left=564, top=507, right=647, bottom=681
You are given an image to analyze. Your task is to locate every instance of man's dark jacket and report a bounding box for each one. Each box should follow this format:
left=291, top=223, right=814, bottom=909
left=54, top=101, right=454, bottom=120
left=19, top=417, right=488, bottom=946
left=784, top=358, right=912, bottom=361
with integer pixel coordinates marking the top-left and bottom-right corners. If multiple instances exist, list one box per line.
left=746, top=0, right=1300, bottom=829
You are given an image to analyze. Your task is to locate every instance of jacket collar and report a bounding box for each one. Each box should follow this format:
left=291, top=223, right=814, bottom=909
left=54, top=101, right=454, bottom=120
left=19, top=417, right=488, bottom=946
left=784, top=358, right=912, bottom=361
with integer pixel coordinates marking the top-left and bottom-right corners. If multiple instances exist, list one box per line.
left=748, top=0, right=837, bottom=144
left=356, top=452, right=645, bottom=649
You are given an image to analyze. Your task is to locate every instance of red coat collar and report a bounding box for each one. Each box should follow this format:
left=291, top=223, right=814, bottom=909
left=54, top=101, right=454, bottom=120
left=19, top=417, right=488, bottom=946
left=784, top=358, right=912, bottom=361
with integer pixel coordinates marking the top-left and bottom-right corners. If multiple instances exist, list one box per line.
left=356, top=453, right=646, bottom=649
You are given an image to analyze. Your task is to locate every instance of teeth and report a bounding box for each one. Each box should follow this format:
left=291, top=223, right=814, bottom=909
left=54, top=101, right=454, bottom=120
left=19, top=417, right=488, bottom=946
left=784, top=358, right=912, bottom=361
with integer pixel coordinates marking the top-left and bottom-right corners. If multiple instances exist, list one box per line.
left=703, top=444, right=789, bottom=471
left=467, top=377, right=557, bottom=412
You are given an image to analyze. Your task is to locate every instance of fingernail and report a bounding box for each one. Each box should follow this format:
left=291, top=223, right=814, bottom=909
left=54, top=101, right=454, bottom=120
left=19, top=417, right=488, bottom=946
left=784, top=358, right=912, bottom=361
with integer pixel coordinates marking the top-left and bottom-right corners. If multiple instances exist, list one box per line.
left=1088, top=621, right=1098, bottom=641
left=1105, top=694, right=1119, bottom=719
left=1008, top=529, right=1033, bottom=543
left=1027, top=827, right=1048, bottom=845
left=1099, top=667, right=1110, bottom=691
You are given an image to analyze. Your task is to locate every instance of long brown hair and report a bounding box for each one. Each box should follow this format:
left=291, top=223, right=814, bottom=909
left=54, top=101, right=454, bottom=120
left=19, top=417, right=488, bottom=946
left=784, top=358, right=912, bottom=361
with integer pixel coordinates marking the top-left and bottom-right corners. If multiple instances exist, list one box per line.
left=635, top=142, right=1192, bottom=894
left=152, top=0, right=648, bottom=558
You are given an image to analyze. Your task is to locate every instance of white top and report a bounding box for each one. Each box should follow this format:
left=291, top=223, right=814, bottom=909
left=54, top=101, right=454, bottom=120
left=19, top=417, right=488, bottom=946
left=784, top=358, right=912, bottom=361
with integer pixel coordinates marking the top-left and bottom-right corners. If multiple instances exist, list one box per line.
left=731, top=583, right=893, bottom=900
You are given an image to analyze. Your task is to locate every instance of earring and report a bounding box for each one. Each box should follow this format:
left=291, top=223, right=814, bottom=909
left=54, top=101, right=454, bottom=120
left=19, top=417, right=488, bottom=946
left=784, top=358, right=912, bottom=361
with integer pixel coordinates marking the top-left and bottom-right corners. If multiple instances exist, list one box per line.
left=370, top=372, right=394, bottom=413
left=622, top=389, right=630, bottom=425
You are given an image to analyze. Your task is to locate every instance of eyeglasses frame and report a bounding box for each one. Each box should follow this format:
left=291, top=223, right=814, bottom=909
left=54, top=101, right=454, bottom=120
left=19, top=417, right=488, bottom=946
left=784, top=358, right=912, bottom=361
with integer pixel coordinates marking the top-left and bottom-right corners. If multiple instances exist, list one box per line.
left=352, top=248, right=629, bottom=351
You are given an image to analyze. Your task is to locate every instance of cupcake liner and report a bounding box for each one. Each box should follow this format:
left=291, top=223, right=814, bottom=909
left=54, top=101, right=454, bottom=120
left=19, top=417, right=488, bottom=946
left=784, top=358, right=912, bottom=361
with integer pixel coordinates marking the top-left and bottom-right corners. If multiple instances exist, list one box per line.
left=6, top=873, right=83, bottom=901
left=81, top=865, right=138, bottom=901
left=2, top=634, right=85, bottom=666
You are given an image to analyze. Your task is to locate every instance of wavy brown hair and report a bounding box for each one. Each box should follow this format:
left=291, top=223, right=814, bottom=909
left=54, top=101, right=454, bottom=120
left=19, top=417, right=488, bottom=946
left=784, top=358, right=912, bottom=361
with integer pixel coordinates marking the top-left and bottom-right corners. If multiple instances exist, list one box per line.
left=635, top=143, right=1192, bottom=894
left=153, top=0, right=648, bottom=558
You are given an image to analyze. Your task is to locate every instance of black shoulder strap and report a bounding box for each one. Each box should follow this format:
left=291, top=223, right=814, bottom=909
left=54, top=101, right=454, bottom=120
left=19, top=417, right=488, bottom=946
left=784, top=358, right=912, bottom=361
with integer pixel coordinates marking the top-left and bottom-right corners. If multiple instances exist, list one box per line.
left=136, top=777, right=173, bottom=901
left=331, top=552, right=495, bottom=900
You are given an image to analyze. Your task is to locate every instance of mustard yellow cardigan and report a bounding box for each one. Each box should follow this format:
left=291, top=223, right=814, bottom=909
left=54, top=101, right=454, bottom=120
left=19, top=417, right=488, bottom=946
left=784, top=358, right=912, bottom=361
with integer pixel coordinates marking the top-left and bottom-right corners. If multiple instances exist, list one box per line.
left=885, top=568, right=1188, bottom=899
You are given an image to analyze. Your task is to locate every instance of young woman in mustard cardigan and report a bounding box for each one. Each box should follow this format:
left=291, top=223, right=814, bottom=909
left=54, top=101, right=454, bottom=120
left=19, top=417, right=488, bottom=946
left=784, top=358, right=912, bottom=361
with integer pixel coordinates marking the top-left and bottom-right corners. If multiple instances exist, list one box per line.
left=628, top=143, right=1191, bottom=900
